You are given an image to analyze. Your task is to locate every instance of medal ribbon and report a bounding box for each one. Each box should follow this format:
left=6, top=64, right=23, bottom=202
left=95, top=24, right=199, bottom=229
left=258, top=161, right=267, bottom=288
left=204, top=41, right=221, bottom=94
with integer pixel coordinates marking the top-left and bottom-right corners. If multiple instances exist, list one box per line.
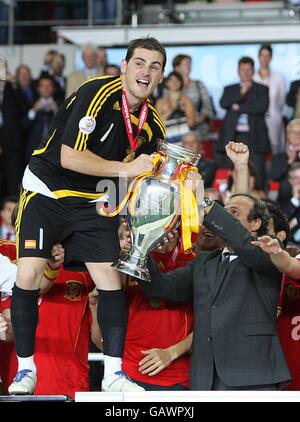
left=121, top=88, right=148, bottom=152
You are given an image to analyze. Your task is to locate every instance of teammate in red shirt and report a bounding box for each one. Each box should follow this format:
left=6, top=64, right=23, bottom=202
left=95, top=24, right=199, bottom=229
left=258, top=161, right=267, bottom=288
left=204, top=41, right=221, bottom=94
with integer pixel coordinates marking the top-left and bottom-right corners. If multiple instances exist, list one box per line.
left=121, top=236, right=195, bottom=390
left=277, top=261, right=300, bottom=390
left=0, top=239, right=98, bottom=398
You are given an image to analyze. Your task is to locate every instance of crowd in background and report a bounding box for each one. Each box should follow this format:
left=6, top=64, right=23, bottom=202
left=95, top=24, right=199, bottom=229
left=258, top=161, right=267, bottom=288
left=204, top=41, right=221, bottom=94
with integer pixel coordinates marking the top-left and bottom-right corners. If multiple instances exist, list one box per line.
left=2, top=38, right=300, bottom=395
left=2, top=42, right=300, bottom=245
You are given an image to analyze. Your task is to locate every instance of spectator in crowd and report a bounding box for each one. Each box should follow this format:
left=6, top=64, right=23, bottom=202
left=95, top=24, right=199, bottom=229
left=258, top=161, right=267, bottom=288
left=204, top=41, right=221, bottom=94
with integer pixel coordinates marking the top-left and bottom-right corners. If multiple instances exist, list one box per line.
left=277, top=162, right=300, bottom=246
left=0, top=196, right=18, bottom=241
left=286, top=77, right=300, bottom=120
left=253, top=44, right=286, bottom=178
left=15, top=65, right=37, bottom=109
left=139, top=180, right=291, bottom=390
left=46, top=53, right=66, bottom=105
left=96, top=47, right=108, bottom=69
left=0, top=64, right=25, bottom=196
left=66, top=43, right=104, bottom=97
left=155, top=71, right=196, bottom=145
left=217, top=56, right=270, bottom=190
left=172, top=54, right=214, bottom=140
left=24, top=75, right=59, bottom=163
left=39, top=49, right=58, bottom=76
left=181, top=131, right=216, bottom=188
left=104, top=64, right=121, bottom=77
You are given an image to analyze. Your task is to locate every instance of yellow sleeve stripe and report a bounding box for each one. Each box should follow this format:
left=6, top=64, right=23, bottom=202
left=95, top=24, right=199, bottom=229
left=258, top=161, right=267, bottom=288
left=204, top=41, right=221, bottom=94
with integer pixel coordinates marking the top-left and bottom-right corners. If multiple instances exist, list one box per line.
left=153, top=117, right=166, bottom=138
left=130, top=114, right=153, bottom=142
left=74, top=78, right=122, bottom=151
left=32, top=129, right=57, bottom=156
left=53, top=189, right=105, bottom=200
left=87, top=77, right=121, bottom=116
left=91, top=84, right=122, bottom=120
left=80, top=75, right=115, bottom=89
left=79, top=84, right=122, bottom=151
left=66, top=95, right=76, bottom=109
left=148, top=103, right=165, bottom=129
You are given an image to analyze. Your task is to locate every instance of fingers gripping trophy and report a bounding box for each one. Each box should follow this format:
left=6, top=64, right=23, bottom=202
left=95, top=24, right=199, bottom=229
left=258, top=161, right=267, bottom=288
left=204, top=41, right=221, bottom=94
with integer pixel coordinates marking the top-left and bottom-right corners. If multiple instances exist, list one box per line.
left=98, top=140, right=204, bottom=281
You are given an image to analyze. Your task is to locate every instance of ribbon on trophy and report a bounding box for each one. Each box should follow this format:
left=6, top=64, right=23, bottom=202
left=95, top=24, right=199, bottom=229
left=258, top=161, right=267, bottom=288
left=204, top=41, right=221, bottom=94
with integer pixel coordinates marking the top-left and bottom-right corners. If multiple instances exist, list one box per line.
left=97, top=153, right=163, bottom=217
left=178, top=164, right=200, bottom=253
left=98, top=153, right=200, bottom=253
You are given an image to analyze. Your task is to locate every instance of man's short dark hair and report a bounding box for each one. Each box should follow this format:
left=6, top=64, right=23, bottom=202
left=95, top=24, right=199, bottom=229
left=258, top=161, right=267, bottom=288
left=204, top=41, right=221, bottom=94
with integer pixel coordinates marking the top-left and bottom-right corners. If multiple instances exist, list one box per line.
left=259, top=44, right=273, bottom=57
left=263, top=198, right=290, bottom=246
left=1, top=195, right=18, bottom=210
left=289, top=162, right=300, bottom=177
left=166, top=71, right=184, bottom=90
left=37, top=74, right=56, bottom=87
left=238, top=56, right=255, bottom=68
left=125, top=37, right=167, bottom=70
left=231, top=193, right=269, bottom=237
left=172, top=54, right=191, bottom=69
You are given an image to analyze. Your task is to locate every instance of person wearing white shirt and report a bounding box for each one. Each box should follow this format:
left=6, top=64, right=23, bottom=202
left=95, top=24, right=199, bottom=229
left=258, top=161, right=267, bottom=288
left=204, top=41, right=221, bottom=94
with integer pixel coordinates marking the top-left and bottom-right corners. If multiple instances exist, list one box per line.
left=254, top=44, right=286, bottom=156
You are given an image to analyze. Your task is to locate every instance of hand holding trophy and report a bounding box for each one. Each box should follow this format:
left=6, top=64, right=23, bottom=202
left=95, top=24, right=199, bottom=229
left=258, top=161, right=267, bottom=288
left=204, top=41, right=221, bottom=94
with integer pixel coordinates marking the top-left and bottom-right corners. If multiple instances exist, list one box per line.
left=99, top=140, right=204, bottom=281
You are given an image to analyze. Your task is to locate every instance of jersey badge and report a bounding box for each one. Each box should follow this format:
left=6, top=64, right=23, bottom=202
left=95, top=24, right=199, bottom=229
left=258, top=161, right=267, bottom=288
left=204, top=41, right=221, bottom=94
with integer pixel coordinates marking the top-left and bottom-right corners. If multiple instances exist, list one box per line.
left=113, top=101, right=121, bottom=111
left=79, top=116, right=96, bottom=135
left=24, top=239, right=37, bottom=249
left=64, top=281, right=82, bottom=301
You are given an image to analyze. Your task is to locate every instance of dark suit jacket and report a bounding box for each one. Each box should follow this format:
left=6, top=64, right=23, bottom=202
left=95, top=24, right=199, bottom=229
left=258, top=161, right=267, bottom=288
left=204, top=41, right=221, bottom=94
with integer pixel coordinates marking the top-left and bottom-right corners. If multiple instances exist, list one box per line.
left=217, top=82, right=270, bottom=154
left=140, top=203, right=291, bottom=390
left=286, top=79, right=300, bottom=111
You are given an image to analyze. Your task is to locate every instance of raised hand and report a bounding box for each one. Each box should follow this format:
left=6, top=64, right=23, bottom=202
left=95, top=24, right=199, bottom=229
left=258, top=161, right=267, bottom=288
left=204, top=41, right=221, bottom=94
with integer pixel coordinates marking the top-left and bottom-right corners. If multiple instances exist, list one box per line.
left=225, top=141, right=249, bottom=168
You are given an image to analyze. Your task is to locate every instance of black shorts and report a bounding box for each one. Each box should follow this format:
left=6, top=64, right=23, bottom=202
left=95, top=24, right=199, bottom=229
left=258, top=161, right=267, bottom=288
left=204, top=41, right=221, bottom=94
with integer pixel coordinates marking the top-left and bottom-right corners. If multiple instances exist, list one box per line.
left=16, top=190, right=120, bottom=265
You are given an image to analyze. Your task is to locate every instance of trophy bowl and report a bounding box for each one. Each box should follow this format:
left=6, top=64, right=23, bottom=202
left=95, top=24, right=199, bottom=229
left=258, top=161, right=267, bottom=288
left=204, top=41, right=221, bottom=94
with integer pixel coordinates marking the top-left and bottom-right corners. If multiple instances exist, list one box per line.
left=112, top=140, right=201, bottom=281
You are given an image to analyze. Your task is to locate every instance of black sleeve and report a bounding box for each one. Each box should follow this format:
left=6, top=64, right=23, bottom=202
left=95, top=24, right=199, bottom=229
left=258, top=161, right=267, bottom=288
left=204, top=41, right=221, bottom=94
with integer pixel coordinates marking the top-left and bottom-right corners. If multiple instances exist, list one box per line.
left=239, top=85, right=269, bottom=115
left=137, top=257, right=195, bottom=302
left=204, top=203, right=282, bottom=280
left=287, top=81, right=300, bottom=108
left=220, top=85, right=242, bottom=110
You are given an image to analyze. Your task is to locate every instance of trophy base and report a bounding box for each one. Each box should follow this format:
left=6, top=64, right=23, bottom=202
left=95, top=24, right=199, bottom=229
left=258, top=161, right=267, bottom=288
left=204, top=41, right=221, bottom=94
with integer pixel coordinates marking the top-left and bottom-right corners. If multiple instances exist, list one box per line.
left=111, top=257, right=151, bottom=282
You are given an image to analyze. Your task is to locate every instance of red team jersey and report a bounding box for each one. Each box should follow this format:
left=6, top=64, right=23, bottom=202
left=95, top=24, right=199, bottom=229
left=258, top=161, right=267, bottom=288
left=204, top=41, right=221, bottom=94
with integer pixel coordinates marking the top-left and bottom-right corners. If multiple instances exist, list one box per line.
left=0, top=258, right=94, bottom=398
left=0, top=239, right=17, bottom=262
left=277, top=259, right=300, bottom=390
left=122, top=246, right=195, bottom=387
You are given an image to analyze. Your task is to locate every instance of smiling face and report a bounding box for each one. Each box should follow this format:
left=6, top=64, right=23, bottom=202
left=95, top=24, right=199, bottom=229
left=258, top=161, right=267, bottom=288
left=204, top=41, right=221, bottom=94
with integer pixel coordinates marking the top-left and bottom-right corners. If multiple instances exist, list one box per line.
left=121, top=48, right=164, bottom=108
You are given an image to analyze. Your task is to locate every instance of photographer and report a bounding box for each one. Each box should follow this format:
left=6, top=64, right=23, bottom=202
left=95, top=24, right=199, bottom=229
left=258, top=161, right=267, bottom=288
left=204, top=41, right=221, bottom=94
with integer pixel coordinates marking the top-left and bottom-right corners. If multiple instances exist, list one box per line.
left=25, top=75, right=58, bottom=163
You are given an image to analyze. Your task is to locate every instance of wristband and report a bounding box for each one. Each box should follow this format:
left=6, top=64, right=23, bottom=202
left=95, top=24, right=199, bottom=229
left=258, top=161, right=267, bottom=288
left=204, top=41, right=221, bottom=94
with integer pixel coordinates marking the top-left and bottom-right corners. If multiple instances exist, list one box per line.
left=44, top=262, right=60, bottom=281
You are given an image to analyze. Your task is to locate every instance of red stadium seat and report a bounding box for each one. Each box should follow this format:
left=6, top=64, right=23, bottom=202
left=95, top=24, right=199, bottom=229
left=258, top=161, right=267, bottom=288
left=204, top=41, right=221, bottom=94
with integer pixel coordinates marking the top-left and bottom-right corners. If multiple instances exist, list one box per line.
left=212, top=168, right=231, bottom=191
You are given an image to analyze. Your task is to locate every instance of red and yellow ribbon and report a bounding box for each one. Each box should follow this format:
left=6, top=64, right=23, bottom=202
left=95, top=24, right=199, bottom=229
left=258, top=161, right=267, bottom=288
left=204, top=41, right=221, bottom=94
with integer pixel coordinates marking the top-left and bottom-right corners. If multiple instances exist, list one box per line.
left=98, top=154, right=200, bottom=252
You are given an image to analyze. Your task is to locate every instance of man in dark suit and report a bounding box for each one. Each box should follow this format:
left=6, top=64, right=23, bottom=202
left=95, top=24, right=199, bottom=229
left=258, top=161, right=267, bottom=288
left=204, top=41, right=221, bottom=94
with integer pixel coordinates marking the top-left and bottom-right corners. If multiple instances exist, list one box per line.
left=139, top=192, right=291, bottom=390
left=286, top=79, right=300, bottom=119
left=216, top=56, right=270, bottom=190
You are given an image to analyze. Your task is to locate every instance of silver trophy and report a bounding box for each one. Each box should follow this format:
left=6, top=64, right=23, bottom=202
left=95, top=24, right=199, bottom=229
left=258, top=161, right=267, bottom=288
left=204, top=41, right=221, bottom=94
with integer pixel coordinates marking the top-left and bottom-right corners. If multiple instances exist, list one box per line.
left=112, top=140, right=201, bottom=281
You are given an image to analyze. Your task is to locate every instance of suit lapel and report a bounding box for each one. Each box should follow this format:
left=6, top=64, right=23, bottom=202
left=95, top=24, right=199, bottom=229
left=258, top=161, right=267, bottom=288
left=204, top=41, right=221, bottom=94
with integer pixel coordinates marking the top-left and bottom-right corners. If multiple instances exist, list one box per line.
left=211, top=256, right=239, bottom=303
left=204, top=253, right=220, bottom=296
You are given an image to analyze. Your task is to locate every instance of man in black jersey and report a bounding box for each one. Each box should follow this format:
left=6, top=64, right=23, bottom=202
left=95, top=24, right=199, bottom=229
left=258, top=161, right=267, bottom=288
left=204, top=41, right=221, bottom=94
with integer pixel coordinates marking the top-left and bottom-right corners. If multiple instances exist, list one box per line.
left=9, top=37, right=168, bottom=394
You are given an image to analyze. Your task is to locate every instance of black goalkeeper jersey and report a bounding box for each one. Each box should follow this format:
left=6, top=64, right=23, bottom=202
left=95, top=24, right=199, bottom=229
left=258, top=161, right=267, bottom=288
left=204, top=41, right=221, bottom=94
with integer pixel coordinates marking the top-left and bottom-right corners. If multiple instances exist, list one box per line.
left=27, top=76, right=166, bottom=199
